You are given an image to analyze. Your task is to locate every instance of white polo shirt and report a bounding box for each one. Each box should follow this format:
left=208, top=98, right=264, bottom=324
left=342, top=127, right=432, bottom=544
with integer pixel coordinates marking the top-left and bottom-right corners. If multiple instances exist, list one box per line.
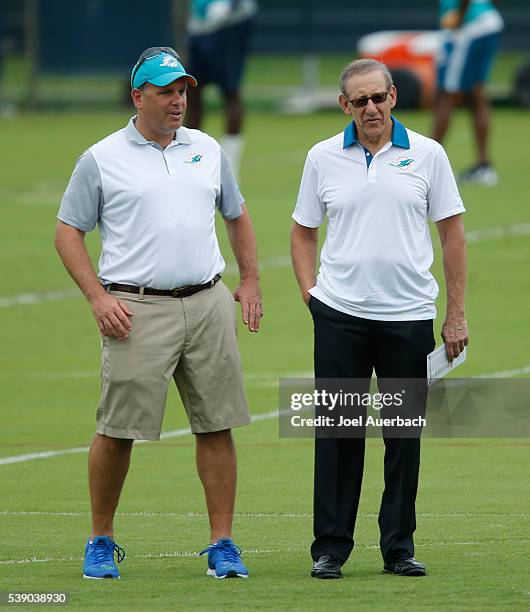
left=292, top=117, right=465, bottom=321
left=58, top=118, right=244, bottom=289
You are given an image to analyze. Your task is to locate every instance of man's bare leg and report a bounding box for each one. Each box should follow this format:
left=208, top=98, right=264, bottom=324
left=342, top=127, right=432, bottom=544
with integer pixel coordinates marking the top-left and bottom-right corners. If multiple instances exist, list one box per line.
left=224, top=90, right=243, bottom=135
left=432, top=90, right=456, bottom=145
left=186, top=85, right=204, bottom=130
left=195, top=429, right=236, bottom=542
left=470, top=83, right=491, bottom=165
left=88, top=433, right=133, bottom=539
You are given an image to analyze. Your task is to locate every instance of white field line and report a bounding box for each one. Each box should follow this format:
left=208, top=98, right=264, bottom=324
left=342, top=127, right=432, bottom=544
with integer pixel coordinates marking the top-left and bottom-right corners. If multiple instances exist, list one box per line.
left=1, top=510, right=528, bottom=519
left=0, top=258, right=289, bottom=308
left=466, top=222, right=530, bottom=243
left=27, top=363, right=530, bottom=385
left=0, top=409, right=278, bottom=467
left=29, top=370, right=313, bottom=381
left=1, top=221, right=530, bottom=309
left=2, top=539, right=529, bottom=566
left=2, top=362, right=530, bottom=467
left=477, top=364, right=530, bottom=378
left=0, top=288, right=79, bottom=308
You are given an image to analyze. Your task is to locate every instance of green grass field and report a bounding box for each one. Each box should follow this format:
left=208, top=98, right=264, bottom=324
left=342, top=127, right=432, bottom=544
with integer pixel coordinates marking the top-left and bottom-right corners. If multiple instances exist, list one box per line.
left=1, top=95, right=530, bottom=609
left=2, top=51, right=526, bottom=109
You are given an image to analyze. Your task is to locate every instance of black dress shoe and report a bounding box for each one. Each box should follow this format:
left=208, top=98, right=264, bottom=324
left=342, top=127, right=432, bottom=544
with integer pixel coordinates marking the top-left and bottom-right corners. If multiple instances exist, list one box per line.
left=311, top=555, right=342, bottom=579
left=383, top=557, right=426, bottom=576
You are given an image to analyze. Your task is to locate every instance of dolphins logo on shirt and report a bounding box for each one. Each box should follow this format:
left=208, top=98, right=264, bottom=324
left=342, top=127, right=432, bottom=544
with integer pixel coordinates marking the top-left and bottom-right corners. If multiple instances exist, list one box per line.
left=184, top=153, right=204, bottom=165
left=389, top=157, right=415, bottom=172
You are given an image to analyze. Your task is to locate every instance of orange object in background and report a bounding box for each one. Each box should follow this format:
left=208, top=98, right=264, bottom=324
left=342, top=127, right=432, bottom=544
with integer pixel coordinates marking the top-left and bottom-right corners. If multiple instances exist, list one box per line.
left=358, top=31, right=442, bottom=108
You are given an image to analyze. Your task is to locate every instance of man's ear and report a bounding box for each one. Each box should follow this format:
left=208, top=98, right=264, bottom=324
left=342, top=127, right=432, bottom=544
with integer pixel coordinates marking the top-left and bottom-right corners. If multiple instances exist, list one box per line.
left=389, top=85, right=397, bottom=110
left=131, top=88, right=143, bottom=110
left=339, top=94, right=352, bottom=116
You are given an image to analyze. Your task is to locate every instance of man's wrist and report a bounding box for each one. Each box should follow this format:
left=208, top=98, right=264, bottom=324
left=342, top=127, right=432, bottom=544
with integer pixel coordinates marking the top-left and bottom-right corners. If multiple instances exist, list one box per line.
left=445, top=310, right=465, bottom=319
left=239, top=274, right=260, bottom=283
left=86, top=284, right=108, bottom=304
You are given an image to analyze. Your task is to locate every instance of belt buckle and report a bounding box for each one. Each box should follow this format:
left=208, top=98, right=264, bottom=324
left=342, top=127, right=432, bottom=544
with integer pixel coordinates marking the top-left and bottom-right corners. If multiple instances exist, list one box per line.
left=172, top=283, right=192, bottom=298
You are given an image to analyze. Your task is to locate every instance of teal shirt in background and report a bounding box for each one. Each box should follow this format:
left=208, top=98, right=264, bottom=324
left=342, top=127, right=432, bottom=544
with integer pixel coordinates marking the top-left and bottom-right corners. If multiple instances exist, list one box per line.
left=439, top=0, right=500, bottom=24
left=191, top=0, right=216, bottom=20
left=191, top=0, right=213, bottom=20
left=188, top=0, right=257, bottom=33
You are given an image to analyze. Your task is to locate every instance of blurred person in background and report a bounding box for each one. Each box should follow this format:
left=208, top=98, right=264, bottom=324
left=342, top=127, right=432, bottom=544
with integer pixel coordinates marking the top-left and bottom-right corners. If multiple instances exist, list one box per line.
left=433, top=0, right=503, bottom=186
left=186, top=0, right=258, bottom=179
left=55, top=47, right=262, bottom=581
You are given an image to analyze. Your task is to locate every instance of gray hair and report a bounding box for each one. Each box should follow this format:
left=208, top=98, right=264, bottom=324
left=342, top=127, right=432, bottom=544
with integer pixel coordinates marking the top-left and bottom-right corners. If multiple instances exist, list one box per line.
left=340, top=59, right=393, bottom=95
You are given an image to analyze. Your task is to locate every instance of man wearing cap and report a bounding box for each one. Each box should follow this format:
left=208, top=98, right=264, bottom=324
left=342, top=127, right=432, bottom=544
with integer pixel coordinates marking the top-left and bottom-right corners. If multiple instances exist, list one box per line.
left=291, top=59, right=467, bottom=579
left=55, top=47, right=262, bottom=580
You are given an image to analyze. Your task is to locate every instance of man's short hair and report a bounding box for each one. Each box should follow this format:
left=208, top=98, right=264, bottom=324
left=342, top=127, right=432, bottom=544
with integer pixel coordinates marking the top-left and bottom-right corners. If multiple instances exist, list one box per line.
left=340, top=59, right=393, bottom=95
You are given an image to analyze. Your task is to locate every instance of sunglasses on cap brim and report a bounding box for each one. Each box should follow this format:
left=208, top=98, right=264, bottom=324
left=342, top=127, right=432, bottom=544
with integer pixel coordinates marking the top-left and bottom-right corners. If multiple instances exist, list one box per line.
left=130, top=46, right=182, bottom=88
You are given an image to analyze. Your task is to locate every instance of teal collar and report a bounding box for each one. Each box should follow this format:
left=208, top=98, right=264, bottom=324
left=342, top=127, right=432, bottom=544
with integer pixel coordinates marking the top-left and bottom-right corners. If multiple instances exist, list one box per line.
left=343, top=116, right=410, bottom=150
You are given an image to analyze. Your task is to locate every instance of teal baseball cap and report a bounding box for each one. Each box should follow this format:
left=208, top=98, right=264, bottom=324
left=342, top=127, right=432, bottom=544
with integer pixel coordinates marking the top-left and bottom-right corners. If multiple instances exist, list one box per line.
left=131, top=46, right=198, bottom=89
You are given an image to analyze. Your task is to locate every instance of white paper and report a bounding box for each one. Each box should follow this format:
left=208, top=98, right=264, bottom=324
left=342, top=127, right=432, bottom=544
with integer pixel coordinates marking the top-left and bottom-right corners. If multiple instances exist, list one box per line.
left=427, top=345, right=467, bottom=386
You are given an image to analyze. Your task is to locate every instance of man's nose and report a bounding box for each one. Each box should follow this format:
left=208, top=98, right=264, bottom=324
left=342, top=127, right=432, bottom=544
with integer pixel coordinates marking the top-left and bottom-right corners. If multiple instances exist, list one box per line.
left=365, top=98, right=379, bottom=112
left=170, top=92, right=185, bottom=105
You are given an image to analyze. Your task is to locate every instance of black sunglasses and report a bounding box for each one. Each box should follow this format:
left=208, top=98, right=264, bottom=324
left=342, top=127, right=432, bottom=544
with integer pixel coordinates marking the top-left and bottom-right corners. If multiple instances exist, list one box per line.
left=131, top=46, right=181, bottom=88
left=347, top=90, right=390, bottom=108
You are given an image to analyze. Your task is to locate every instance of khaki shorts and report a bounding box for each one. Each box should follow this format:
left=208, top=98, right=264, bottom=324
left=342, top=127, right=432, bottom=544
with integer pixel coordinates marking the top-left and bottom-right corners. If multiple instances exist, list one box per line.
left=96, top=281, right=250, bottom=440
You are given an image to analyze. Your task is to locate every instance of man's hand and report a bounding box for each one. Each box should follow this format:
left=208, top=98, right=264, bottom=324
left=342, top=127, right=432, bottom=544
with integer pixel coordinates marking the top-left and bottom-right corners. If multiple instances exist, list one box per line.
left=291, top=223, right=318, bottom=309
left=90, top=293, right=133, bottom=340
left=55, top=221, right=133, bottom=340
left=441, top=314, right=468, bottom=362
left=223, top=205, right=262, bottom=332
left=436, top=214, right=467, bottom=363
left=233, top=278, right=263, bottom=332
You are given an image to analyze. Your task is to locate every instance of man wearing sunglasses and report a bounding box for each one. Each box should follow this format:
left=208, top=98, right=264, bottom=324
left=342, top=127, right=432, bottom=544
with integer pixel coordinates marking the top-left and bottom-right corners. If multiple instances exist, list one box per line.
left=55, top=47, right=262, bottom=580
left=291, top=59, right=467, bottom=579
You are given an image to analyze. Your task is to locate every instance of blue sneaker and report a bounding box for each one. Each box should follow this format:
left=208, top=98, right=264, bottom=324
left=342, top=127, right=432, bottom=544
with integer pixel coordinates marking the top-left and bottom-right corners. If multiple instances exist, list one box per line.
left=83, top=535, right=125, bottom=579
left=199, top=538, right=249, bottom=578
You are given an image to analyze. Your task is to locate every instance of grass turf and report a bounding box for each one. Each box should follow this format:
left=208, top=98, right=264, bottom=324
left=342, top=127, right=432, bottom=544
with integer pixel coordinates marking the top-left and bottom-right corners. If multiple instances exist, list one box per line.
left=2, top=51, right=526, bottom=109
left=1, top=101, right=530, bottom=610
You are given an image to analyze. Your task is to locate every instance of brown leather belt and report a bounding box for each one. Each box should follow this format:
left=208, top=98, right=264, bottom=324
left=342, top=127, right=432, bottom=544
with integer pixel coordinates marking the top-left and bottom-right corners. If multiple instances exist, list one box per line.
left=107, top=274, right=221, bottom=298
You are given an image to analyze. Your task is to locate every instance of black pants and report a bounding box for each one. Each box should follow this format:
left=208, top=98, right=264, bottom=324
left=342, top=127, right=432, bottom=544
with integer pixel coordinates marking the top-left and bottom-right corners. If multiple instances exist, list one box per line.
left=309, top=297, right=435, bottom=564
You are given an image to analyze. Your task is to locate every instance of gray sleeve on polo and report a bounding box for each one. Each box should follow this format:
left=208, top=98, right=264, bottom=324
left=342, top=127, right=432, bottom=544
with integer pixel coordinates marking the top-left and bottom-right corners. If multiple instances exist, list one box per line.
left=216, top=148, right=244, bottom=219
left=57, top=149, right=103, bottom=232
